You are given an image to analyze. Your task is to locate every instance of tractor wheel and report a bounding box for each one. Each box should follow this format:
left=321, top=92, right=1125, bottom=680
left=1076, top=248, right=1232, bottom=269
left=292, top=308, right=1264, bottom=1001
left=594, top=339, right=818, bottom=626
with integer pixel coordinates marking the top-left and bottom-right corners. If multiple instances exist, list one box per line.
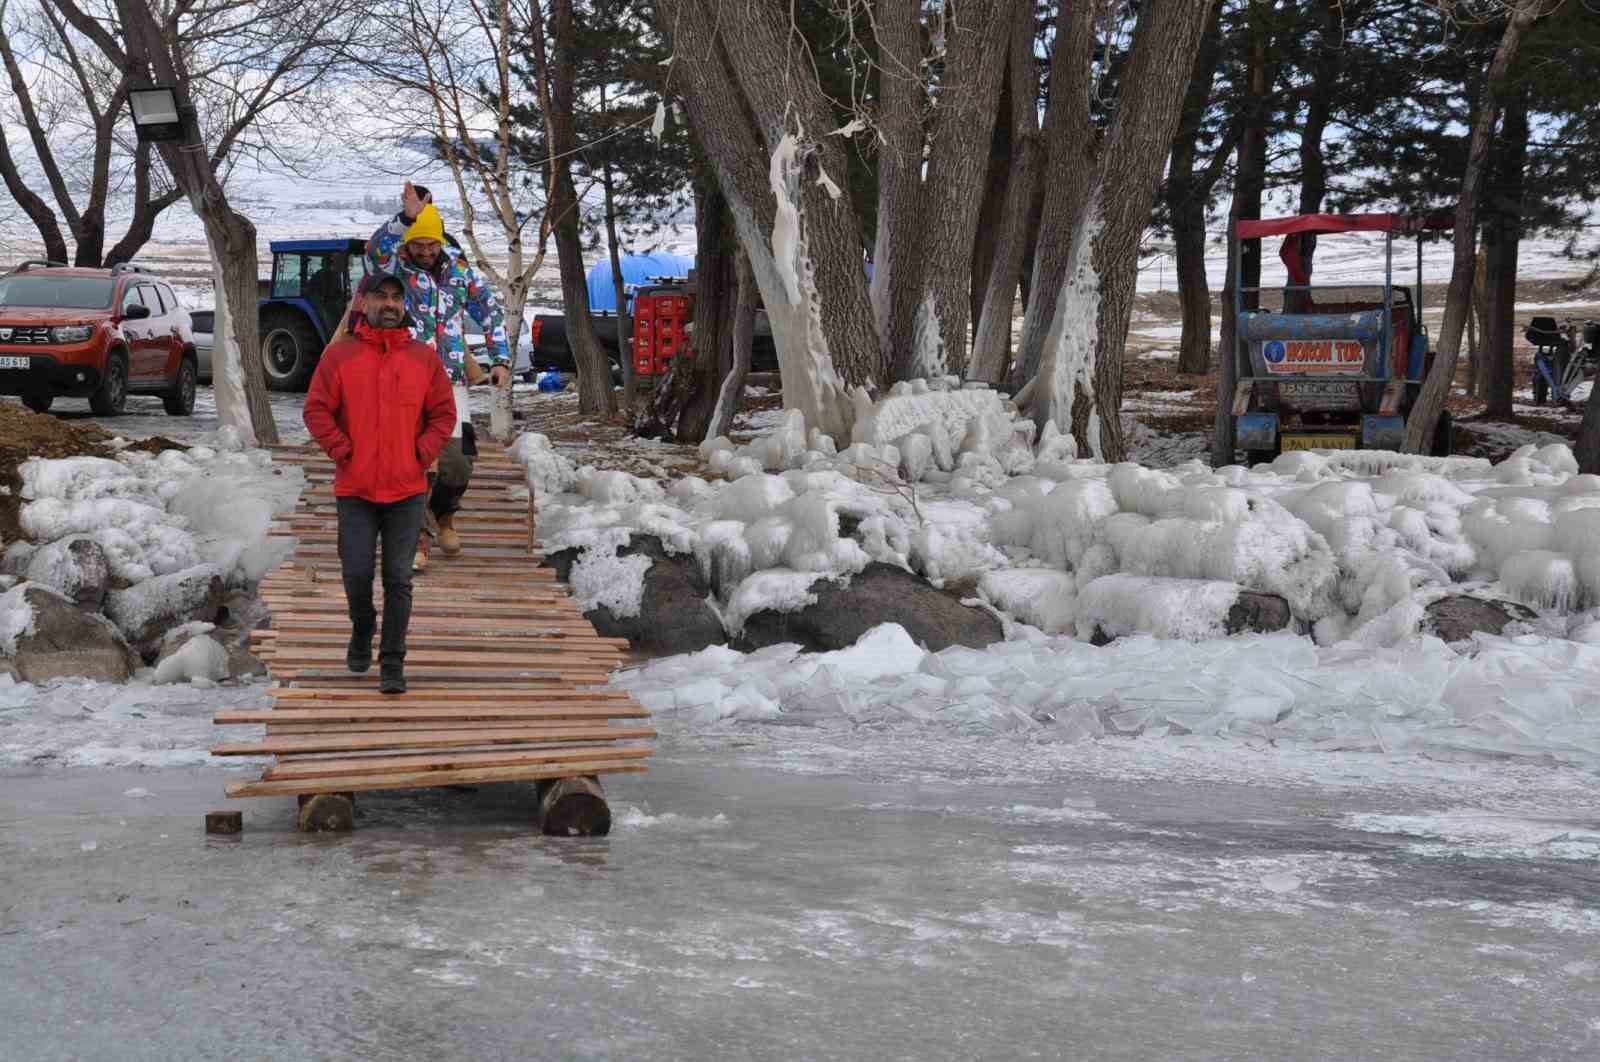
left=89, top=352, right=128, bottom=416
left=1430, top=410, right=1454, bottom=458
left=260, top=308, right=321, bottom=392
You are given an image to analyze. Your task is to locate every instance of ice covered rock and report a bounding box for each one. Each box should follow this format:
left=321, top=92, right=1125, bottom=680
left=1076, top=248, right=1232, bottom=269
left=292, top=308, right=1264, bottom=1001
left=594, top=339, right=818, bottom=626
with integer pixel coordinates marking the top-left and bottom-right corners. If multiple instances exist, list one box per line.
left=24, top=535, right=110, bottom=611
left=545, top=535, right=725, bottom=655
left=1227, top=590, right=1295, bottom=636
left=4, top=583, right=137, bottom=683
left=103, top=563, right=225, bottom=652
left=1423, top=595, right=1538, bottom=645
left=734, top=562, right=1003, bottom=653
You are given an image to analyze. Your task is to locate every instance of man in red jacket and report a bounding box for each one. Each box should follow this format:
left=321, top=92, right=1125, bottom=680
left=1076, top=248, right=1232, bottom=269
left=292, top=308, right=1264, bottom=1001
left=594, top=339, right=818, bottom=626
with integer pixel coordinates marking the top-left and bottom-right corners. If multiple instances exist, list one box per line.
left=303, top=270, right=456, bottom=694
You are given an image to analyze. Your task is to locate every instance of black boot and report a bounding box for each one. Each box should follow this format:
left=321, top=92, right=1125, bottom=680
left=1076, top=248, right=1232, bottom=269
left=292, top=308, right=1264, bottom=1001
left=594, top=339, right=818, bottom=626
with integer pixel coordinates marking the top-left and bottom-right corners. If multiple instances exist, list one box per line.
left=346, top=627, right=374, bottom=673
left=379, top=658, right=407, bottom=695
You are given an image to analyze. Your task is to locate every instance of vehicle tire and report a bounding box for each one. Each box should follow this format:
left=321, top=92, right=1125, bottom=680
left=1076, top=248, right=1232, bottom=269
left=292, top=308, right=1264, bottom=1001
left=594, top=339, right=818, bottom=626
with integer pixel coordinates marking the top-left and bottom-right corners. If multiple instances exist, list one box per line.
left=164, top=356, right=198, bottom=416
left=260, top=308, right=321, bottom=392
left=89, top=352, right=128, bottom=416
left=1430, top=410, right=1453, bottom=458
left=21, top=391, right=53, bottom=414
left=1245, top=449, right=1278, bottom=468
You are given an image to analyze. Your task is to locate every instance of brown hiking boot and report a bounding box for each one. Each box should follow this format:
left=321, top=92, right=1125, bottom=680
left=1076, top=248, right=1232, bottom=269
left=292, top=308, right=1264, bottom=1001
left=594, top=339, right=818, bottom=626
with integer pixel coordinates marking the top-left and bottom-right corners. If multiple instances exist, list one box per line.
left=437, top=512, right=462, bottom=555
left=413, top=534, right=430, bottom=573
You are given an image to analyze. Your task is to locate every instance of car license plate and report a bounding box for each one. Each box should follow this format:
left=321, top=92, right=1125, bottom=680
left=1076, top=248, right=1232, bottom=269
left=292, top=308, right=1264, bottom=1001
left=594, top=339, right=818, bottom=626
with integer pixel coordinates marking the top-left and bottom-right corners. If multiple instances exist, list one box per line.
left=1281, top=434, right=1356, bottom=452
left=0, top=356, right=30, bottom=370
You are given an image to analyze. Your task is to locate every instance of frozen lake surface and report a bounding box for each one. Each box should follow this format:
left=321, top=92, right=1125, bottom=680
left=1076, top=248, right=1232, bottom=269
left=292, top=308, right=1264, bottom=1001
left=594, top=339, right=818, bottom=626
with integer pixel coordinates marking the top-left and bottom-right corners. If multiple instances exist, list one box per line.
left=3, top=746, right=1597, bottom=1061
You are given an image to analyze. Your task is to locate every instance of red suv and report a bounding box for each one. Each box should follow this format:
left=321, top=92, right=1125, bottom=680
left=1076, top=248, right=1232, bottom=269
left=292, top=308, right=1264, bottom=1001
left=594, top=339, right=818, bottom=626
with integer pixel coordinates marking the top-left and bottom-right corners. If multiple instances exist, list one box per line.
left=0, top=261, right=198, bottom=416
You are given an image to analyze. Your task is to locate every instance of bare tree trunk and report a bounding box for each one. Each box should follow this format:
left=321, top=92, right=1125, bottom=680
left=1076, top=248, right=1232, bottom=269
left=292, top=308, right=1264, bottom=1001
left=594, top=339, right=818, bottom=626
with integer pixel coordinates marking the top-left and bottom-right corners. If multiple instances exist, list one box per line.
left=108, top=0, right=275, bottom=443
left=708, top=250, right=757, bottom=441
left=1212, top=0, right=1272, bottom=466
left=603, top=168, right=637, bottom=412
left=870, top=0, right=925, bottom=366
left=1404, top=5, right=1538, bottom=453
left=1481, top=89, right=1528, bottom=419
left=970, top=9, right=1042, bottom=385
left=1577, top=365, right=1600, bottom=474
left=105, top=144, right=182, bottom=267
left=1467, top=251, right=1489, bottom=398
left=675, top=174, right=738, bottom=443
left=531, top=0, right=615, bottom=415
left=1167, top=3, right=1225, bottom=376
left=0, top=128, right=69, bottom=263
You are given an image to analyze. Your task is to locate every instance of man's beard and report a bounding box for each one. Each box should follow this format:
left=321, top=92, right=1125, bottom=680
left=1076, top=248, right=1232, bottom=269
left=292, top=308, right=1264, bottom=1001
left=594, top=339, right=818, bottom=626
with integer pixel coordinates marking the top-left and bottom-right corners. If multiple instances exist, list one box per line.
left=367, top=307, right=404, bottom=328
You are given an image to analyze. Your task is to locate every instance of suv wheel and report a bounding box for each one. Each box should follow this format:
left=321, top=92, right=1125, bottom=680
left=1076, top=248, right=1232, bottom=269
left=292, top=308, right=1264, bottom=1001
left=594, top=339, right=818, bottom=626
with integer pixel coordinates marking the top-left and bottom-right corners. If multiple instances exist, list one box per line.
left=22, top=391, right=53, bottom=414
left=164, top=356, right=198, bottom=416
left=260, top=308, right=321, bottom=392
left=89, top=352, right=128, bottom=416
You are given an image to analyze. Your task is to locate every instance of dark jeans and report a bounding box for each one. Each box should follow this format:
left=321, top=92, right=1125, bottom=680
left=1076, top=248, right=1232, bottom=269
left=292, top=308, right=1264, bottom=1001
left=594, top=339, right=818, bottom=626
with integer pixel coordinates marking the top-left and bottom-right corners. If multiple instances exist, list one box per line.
left=336, top=493, right=426, bottom=662
left=429, top=436, right=475, bottom=518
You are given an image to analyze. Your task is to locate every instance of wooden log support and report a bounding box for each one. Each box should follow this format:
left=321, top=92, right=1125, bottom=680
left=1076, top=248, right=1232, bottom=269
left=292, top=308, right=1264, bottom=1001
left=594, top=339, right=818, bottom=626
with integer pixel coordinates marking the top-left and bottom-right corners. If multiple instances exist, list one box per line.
left=296, top=792, right=356, bottom=833
left=211, top=439, right=654, bottom=826
left=537, top=775, right=611, bottom=837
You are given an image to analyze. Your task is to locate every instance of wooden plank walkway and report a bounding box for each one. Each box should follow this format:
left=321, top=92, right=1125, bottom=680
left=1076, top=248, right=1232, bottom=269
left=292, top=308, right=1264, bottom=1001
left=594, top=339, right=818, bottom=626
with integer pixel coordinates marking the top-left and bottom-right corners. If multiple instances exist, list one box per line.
left=210, top=441, right=652, bottom=824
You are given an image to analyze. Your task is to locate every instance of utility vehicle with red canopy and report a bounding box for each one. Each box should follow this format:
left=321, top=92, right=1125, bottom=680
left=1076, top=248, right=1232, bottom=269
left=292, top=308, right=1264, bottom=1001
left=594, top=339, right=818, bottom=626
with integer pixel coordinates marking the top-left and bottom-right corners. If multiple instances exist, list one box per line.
left=1228, top=212, right=1454, bottom=462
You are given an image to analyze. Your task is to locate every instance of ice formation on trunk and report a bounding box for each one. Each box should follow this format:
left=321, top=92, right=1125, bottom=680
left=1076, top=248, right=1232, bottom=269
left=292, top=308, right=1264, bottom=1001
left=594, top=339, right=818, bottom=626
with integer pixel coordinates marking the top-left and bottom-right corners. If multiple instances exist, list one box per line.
left=1035, top=188, right=1105, bottom=459
left=760, top=127, right=853, bottom=441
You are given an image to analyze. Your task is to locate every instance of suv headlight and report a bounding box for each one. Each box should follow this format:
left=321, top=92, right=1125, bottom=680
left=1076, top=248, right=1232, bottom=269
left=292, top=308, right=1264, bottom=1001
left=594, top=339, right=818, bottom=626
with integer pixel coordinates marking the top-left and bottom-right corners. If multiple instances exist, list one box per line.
left=50, top=325, right=95, bottom=343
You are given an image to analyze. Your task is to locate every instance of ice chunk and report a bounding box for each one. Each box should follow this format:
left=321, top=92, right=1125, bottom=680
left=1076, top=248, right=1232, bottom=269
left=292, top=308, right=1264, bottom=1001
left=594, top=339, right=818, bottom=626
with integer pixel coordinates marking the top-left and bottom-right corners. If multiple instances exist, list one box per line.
left=1500, top=550, right=1578, bottom=612
left=153, top=635, right=228, bottom=685
left=1076, top=574, right=1242, bottom=642
left=979, top=569, right=1077, bottom=632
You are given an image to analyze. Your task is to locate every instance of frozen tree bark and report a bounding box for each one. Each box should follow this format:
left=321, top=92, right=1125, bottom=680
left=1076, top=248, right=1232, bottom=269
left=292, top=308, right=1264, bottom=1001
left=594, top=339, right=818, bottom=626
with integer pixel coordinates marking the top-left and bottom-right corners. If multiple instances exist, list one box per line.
left=968, top=7, right=1042, bottom=386
left=1404, top=3, right=1539, bottom=453
left=656, top=0, right=879, bottom=440
left=882, top=0, right=1016, bottom=381
left=1019, top=0, right=1217, bottom=459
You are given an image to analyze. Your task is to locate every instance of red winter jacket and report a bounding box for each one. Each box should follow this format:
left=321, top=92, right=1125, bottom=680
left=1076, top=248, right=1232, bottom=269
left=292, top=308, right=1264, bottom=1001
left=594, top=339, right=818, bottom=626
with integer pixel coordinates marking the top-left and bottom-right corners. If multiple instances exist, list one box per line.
left=302, top=320, right=456, bottom=503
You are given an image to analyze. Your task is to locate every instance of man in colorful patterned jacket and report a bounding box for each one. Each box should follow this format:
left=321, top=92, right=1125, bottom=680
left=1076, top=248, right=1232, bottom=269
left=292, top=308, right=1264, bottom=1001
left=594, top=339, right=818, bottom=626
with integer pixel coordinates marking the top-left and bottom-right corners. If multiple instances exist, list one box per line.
left=368, top=182, right=512, bottom=571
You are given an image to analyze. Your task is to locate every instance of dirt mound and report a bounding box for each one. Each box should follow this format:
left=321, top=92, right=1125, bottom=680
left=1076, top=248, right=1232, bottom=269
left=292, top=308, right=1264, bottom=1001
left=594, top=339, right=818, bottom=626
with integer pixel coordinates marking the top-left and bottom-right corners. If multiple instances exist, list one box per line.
left=119, top=436, right=190, bottom=456
left=0, top=405, right=117, bottom=542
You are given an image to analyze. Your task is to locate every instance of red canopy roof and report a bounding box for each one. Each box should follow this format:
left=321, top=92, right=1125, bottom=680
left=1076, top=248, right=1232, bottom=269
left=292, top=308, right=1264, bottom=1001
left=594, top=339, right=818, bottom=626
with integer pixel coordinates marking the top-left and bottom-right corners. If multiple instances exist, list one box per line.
left=1236, top=212, right=1454, bottom=240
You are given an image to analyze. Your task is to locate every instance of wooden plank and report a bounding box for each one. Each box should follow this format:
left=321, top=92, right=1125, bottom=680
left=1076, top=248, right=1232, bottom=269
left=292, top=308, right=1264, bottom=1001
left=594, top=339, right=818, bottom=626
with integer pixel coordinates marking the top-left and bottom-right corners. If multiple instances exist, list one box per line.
left=264, top=745, right=651, bottom=781
left=251, top=624, right=628, bottom=646
left=213, top=723, right=656, bottom=756
left=265, top=669, right=614, bottom=684
left=265, top=687, right=637, bottom=703
left=225, top=760, right=647, bottom=798
left=220, top=704, right=646, bottom=725
left=262, top=721, right=638, bottom=736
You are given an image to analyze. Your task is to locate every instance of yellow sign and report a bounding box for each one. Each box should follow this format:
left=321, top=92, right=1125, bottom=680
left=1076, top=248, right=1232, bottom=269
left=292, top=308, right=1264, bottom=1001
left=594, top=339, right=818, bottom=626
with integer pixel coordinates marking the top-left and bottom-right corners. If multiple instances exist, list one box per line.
left=1281, top=434, right=1357, bottom=451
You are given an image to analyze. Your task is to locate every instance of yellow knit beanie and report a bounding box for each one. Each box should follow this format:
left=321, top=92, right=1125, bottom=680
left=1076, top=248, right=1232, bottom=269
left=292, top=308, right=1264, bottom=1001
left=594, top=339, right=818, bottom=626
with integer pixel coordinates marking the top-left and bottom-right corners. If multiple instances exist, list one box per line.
left=403, top=203, right=445, bottom=244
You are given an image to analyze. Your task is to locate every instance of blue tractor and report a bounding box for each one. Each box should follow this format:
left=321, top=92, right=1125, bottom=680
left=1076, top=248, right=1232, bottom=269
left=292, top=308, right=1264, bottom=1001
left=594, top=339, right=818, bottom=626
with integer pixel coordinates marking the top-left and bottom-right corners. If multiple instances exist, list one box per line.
left=256, top=238, right=367, bottom=391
